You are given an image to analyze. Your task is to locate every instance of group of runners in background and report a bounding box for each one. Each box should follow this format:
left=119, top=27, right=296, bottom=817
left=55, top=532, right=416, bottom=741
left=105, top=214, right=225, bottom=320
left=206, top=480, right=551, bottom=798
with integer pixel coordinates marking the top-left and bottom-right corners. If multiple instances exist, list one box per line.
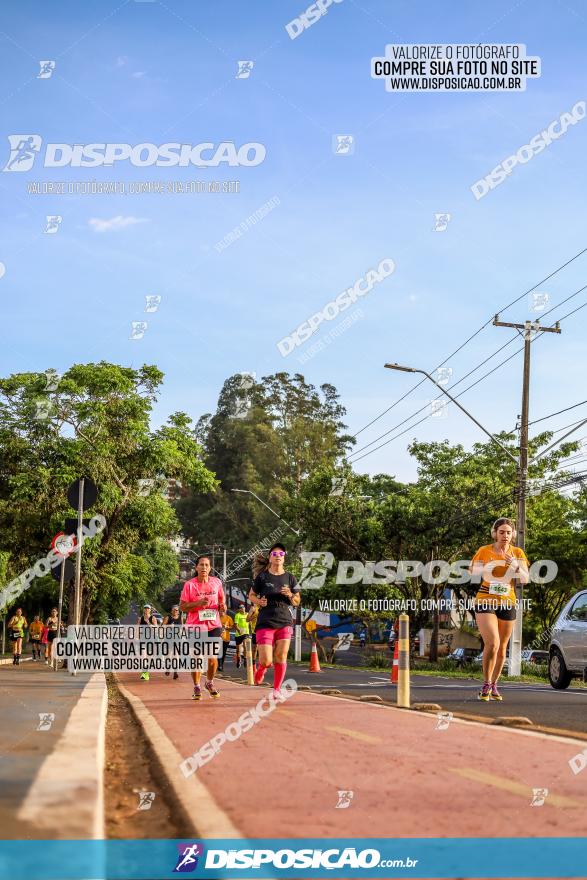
left=6, top=607, right=62, bottom=665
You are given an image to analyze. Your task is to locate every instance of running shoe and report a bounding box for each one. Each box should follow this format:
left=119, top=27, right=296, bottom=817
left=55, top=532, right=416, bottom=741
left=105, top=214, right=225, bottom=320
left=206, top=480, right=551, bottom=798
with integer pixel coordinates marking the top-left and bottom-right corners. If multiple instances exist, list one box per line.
left=140, top=672, right=150, bottom=681
left=173, top=671, right=179, bottom=680
left=490, top=682, right=503, bottom=701
left=478, top=682, right=491, bottom=701
left=204, top=679, right=219, bottom=699
left=192, top=685, right=202, bottom=701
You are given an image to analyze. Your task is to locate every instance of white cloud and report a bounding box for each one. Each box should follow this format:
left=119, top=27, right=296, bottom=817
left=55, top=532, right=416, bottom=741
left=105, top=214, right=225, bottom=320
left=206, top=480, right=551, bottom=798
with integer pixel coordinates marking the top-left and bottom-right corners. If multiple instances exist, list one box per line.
left=132, top=71, right=147, bottom=78
left=116, top=56, right=128, bottom=68
left=88, top=215, right=149, bottom=233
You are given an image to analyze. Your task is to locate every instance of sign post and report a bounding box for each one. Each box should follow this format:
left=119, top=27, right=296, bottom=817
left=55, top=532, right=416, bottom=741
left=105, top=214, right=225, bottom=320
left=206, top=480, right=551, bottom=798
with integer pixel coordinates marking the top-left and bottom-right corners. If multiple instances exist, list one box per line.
left=66, top=477, right=98, bottom=626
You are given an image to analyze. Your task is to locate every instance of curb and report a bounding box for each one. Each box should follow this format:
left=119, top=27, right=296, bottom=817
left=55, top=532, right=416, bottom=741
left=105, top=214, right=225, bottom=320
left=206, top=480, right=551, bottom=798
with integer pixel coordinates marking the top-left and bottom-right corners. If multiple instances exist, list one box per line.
left=17, top=672, right=107, bottom=838
left=0, top=656, right=32, bottom=665
left=115, top=676, right=242, bottom=839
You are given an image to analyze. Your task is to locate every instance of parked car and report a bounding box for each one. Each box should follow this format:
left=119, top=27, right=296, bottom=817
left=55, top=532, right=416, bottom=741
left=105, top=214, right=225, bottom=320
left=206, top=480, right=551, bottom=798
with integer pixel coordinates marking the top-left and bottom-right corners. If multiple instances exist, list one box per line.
left=549, top=589, right=587, bottom=689
left=521, top=649, right=549, bottom=665
left=446, top=647, right=479, bottom=667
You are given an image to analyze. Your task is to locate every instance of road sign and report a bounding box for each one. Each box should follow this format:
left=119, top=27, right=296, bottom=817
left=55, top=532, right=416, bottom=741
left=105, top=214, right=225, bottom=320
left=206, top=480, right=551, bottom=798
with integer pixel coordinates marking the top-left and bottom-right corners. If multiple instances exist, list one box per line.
left=67, top=477, right=97, bottom=511
left=64, top=517, right=92, bottom=535
left=305, top=619, right=317, bottom=632
left=51, top=532, right=76, bottom=557
left=51, top=557, right=75, bottom=582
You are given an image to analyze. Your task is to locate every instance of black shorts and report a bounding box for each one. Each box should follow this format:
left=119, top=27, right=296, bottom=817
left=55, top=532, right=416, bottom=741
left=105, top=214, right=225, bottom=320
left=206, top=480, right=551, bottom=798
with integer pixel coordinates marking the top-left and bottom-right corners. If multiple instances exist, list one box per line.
left=235, top=634, right=247, bottom=645
left=251, top=632, right=256, bottom=645
left=47, top=630, right=58, bottom=641
left=475, top=605, right=516, bottom=622
left=206, top=627, right=222, bottom=639
left=9, top=631, right=22, bottom=642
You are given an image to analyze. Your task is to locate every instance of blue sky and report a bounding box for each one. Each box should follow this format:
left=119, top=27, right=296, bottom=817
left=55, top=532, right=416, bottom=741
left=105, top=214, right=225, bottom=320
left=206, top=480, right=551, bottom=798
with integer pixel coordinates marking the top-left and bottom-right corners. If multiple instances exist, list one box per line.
left=1, top=0, right=586, bottom=482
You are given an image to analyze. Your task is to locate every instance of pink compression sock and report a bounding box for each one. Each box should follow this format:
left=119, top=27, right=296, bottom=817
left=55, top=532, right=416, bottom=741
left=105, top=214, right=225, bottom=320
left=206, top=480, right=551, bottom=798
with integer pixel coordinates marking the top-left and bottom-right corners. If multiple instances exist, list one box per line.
left=254, top=664, right=271, bottom=685
left=273, top=661, right=287, bottom=691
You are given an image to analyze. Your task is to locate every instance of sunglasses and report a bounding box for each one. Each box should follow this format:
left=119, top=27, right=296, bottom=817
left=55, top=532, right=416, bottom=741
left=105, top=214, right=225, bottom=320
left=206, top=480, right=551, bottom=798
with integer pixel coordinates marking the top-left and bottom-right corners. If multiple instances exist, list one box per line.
left=271, top=550, right=285, bottom=557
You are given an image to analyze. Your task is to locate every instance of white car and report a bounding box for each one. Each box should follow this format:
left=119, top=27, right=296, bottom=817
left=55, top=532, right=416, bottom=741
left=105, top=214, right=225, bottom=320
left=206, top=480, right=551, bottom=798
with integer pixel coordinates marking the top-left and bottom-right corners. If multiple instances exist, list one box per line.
left=548, top=589, right=587, bottom=689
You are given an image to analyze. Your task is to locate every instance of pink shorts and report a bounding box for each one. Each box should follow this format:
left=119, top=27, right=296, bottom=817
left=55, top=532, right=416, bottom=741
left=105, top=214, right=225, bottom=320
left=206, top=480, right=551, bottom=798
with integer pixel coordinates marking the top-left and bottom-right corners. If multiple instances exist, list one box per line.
left=255, top=626, right=293, bottom=646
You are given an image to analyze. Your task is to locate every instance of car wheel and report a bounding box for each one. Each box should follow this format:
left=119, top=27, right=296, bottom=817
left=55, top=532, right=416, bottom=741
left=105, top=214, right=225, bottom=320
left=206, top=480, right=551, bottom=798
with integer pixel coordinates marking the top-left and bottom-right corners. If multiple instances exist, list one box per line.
left=549, top=648, right=572, bottom=689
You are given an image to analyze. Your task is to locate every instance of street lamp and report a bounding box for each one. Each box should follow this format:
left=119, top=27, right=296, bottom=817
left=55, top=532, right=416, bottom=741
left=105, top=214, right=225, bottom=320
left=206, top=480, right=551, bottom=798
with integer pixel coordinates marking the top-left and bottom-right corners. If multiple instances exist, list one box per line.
left=231, top=489, right=301, bottom=536
left=385, top=362, right=524, bottom=675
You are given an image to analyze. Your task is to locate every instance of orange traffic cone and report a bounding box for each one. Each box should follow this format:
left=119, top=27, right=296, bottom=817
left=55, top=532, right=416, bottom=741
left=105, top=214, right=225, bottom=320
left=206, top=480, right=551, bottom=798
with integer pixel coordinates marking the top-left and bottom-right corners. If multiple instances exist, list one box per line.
left=308, top=642, right=321, bottom=673
left=391, top=639, right=399, bottom=683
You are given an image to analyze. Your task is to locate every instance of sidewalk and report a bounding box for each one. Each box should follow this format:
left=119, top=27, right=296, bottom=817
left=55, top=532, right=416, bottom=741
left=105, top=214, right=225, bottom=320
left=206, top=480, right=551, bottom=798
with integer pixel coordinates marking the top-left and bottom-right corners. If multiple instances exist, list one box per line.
left=116, top=670, right=587, bottom=840
left=0, top=663, right=106, bottom=839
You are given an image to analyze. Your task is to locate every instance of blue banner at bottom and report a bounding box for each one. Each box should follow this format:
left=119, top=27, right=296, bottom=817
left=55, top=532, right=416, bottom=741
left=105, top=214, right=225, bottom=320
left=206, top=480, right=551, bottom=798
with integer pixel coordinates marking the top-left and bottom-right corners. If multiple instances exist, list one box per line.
left=0, top=838, right=586, bottom=879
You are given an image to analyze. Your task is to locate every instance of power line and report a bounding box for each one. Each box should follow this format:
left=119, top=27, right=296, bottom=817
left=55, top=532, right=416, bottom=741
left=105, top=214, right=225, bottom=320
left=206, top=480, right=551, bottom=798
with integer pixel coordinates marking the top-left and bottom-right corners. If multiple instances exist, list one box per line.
left=529, top=399, right=587, bottom=427
left=349, top=335, right=519, bottom=460
left=351, top=247, right=587, bottom=440
left=351, top=295, right=587, bottom=466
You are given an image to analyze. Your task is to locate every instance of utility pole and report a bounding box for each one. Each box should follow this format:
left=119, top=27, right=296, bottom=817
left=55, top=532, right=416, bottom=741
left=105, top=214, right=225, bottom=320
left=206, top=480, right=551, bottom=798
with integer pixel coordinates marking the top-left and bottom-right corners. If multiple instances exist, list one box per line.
left=493, top=316, right=561, bottom=675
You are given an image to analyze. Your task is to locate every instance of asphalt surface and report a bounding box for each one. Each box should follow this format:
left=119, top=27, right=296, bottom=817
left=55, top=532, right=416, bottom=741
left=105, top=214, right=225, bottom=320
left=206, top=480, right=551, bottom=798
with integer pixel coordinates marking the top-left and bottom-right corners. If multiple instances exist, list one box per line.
left=224, top=661, right=587, bottom=735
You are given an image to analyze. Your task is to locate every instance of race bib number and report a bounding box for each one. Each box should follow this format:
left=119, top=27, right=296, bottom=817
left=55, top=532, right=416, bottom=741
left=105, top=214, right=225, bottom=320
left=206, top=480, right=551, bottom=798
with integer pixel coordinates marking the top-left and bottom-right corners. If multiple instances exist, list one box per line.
left=488, top=582, right=509, bottom=596
left=199, top=609, right=216, bottom=621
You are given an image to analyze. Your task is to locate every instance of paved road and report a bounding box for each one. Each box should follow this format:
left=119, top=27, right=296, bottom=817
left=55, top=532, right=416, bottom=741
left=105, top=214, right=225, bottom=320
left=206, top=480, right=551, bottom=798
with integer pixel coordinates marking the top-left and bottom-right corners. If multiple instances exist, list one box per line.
left=117, top=671, right=587, bottom=848
left=0, top=662, right=91, bottom=837
left=222, top=661, right=587, bottom=735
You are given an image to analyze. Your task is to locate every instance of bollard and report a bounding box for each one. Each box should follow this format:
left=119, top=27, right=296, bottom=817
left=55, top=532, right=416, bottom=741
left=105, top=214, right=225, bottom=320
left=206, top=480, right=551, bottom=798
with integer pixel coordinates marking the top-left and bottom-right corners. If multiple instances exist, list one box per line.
left=397, top=613, right=410, bottom=708
left=244, top=635, right=254, bottom=686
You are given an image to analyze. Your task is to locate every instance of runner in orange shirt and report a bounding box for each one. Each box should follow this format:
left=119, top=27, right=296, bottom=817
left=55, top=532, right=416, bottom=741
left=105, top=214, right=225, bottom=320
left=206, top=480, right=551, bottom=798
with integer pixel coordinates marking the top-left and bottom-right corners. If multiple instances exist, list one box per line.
left=470, top=517, right=529, bottom=702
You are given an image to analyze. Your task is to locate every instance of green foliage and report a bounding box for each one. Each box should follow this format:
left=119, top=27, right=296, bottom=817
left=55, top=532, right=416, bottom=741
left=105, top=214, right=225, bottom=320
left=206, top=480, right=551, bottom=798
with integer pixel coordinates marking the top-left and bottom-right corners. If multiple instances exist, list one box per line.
left=0, top=363, right=216, bottom=622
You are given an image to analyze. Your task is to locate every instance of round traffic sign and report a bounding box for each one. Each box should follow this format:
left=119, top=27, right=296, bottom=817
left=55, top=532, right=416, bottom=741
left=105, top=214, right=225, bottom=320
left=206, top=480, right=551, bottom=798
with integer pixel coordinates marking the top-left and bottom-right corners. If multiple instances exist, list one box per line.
left=67, top=477, right=98, bottom=511
left=51, top=532, right=76, bottom=557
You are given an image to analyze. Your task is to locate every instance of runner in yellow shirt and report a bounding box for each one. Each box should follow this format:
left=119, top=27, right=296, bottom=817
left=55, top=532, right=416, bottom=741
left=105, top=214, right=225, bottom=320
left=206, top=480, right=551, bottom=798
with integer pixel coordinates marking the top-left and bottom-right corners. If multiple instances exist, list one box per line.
left=219, top=611, right=234, bottom=672
left=470, top=517, right=529, bottom=702
left=29, top=615, right=44, bottom=661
